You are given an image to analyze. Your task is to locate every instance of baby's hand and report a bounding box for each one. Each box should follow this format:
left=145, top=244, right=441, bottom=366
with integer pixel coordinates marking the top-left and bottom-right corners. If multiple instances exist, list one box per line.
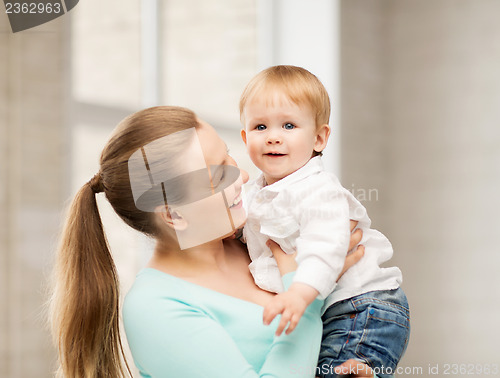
left=263, top=283, right=319, bottom=336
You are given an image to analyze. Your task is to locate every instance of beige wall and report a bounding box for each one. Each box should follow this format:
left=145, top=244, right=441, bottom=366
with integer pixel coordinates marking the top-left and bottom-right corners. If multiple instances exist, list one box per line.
left=341, top=0, right=500, bottom=374
left=2, top=1, right=500, bottom=377
left=2, top=2, right=259, bottom=376
left=0, top=15, right=68, bottom=377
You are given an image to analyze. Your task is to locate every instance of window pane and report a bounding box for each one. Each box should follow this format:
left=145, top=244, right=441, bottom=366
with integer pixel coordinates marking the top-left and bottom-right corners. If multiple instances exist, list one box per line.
left=161, top=0, right=258, bottom=128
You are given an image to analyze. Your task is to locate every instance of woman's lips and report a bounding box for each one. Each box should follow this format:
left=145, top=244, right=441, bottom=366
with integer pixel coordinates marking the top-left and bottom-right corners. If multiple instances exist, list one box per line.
left=229, top=190, right=243, bottom=209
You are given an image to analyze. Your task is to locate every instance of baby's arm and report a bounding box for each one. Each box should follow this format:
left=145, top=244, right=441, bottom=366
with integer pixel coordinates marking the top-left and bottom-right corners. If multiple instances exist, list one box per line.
left=262, top=221, right=365, bottom=336
left=262, top=184, right=353, bottom=335
left=263, top=282, right=319, bottom=336
left=293, top=185, right=351, bottom=299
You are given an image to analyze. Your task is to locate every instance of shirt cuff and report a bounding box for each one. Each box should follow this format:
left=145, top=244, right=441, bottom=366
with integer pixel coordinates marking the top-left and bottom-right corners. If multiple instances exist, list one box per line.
left=282, top=272, right=325, bottom=314
left=293, top=261, right=338, bottom=299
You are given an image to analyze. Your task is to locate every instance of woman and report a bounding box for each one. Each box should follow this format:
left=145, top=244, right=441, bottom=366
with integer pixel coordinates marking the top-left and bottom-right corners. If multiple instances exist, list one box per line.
left=50, top=106, right=372, bottom=377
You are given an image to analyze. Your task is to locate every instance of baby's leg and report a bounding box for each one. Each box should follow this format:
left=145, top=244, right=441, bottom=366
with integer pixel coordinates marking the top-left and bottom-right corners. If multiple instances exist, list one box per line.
left=317, top=288, right=410, bottom=378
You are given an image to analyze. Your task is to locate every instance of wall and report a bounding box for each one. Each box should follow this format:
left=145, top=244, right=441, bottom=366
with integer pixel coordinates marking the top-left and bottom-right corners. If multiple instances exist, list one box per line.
left=341, top=0, right=500, bottom=374
left=1, top=2, right=260, bottom=376
left=0, top=15, right=68, bottom=377
left=3, top=1, right=500, bottom=376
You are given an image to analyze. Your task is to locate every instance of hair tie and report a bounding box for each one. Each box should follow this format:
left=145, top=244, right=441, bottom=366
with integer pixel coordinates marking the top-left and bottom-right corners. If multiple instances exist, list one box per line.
left=89, top=172, right=104, bottom=194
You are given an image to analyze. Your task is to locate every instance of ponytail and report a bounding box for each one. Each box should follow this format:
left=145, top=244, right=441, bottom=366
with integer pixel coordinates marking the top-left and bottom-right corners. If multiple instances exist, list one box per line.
left=50, top=178, right=131, bottom=377
left=50, top=106, right=199, bottom=377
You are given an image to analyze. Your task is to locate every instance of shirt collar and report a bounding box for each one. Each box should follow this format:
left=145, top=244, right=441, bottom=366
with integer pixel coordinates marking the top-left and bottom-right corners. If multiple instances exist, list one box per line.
left=255, top=156, right=324, bottom=192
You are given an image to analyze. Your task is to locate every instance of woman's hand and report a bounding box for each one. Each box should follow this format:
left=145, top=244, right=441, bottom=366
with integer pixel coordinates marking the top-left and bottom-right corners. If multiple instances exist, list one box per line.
left=333, top=359, right=374, bottom=377
left=338, top=221, right=365, bottom=279
left=267, top=220, right=365, bottom=279
left=266, top=240, right=298, bottom=276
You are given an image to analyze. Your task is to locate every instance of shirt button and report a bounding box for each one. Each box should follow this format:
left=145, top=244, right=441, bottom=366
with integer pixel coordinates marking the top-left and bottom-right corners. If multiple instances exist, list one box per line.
left=369, top=309, right=375, bottom=315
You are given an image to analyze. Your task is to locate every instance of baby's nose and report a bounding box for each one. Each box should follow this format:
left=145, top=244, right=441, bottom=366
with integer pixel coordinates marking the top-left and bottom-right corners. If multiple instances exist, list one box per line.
left=266, top=134, right=282, bottom=144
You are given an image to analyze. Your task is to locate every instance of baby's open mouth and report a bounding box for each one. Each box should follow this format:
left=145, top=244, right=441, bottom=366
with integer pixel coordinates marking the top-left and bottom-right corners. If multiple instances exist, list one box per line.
left=265, top=153, right=285, bottom=156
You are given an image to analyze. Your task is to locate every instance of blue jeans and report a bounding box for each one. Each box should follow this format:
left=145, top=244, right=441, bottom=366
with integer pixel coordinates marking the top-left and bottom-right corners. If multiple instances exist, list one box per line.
left=317, top=288, right=410, bottom=378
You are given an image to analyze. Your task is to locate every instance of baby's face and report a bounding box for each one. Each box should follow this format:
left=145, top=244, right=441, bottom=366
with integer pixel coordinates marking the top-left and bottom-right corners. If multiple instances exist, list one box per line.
left=241, top=91, right=325, bottom=185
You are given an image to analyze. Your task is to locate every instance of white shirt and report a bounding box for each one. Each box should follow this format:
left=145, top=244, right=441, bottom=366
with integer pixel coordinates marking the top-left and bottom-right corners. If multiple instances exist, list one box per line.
left=243, top=156, right=402, bottom=310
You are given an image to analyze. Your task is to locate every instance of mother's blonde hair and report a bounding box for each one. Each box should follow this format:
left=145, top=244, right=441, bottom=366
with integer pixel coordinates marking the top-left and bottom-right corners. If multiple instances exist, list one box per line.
left=49, top=106, right=198, bottom=377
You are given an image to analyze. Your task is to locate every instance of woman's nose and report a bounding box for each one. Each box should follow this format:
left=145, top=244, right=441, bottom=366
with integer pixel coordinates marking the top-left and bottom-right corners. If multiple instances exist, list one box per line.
left=240, top=168, right=249, bottom=184
left=227, top=155, right=249, bottom=184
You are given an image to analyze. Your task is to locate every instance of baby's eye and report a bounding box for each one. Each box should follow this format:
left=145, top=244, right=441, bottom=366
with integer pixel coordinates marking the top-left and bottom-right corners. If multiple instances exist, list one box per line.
left=283, top=123, right=295, bottom=130
left=256, top=124, right=266, bottom=131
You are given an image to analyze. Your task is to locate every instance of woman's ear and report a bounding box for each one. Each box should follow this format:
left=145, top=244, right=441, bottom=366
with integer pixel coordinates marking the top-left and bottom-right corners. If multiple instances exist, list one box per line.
left=314, top=124, right=331, bottom=153
left=155, top=205, right=188, bottom=231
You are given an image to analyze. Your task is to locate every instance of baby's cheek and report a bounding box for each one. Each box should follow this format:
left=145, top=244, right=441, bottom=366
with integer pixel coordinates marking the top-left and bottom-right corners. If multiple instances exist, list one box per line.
left=247, top=143, right=261, bottom=160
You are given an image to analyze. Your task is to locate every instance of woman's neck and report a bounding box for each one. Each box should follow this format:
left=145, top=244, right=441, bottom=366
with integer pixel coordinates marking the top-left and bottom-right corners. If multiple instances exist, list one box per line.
left=148, top=238, right=231, bottom=276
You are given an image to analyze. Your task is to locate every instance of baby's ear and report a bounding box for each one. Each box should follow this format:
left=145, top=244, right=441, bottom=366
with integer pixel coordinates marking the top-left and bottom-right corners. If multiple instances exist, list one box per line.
left=155, top=205, right=188, bottom=231
left=240, top=128, right=247, bottom=145
left=314, top=124, right=330, bottom=152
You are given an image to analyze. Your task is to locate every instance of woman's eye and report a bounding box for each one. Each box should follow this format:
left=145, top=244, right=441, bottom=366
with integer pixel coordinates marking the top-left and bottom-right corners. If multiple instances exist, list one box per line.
left=211, top=169, right=224, bottom=188
left=283, top=123, right=295, bottom=130
left=256, top=124, right=266, bottom=131
left=216, top=168, right=225, bottom=182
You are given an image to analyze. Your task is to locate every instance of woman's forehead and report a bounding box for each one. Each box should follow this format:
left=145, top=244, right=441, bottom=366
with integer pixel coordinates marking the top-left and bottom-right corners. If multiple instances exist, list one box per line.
left=195, top=119, right=226, bottom=164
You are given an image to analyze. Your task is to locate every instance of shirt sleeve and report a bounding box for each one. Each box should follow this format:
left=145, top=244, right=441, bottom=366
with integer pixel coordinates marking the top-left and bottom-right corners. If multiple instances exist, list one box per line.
left=123, top=273, right=323, bottom=378
left=292, top=184, right=351, bottom=298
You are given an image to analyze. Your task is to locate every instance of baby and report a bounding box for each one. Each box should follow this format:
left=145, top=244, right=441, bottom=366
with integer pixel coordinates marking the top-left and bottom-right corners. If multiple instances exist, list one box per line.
left=239, top=65, right=410, bottom=377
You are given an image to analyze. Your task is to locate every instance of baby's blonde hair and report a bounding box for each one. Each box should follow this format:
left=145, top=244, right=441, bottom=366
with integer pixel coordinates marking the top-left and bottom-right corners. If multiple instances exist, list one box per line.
left=239, top=65, right=331, bottom=127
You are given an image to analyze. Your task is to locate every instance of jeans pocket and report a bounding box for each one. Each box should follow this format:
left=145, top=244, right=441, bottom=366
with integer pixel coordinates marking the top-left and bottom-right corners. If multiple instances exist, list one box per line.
left=319, top=310, right=359, bottom=361
left=355, top=306, right=410, bottom=373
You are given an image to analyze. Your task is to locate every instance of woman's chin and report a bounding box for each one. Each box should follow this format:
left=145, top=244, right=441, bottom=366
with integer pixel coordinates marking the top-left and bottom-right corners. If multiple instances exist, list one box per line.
left=229, top=205, right=247, bottom=228
left=222, top=225, right=245, bottom=240
left=233, top=217, right=246, bottom=232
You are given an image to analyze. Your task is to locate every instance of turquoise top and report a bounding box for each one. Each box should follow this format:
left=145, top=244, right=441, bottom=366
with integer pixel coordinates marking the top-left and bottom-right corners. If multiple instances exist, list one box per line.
left=123, top=268, right=324, bottom=377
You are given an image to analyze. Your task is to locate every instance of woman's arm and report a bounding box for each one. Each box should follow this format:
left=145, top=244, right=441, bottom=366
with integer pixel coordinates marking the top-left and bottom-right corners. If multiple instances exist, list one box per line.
left=268, top=222, right=375, bottom=378
left=123, top=275, right=323, bottom=378
left=261, top=273, right=324, bottom=377
left=270, top=220, right=365, bottom=277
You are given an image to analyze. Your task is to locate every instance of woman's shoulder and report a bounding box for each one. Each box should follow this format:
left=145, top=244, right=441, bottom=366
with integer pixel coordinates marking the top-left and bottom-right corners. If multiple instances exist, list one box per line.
left=123, top=269, right=189, bottom=316
left=122, top=268, right=211, bottom=346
